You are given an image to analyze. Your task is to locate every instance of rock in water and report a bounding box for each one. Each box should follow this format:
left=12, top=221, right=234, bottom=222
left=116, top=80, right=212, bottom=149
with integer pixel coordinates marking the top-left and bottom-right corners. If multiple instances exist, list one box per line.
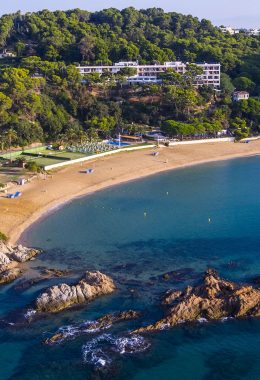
left=10, top=245, right=40, bottom=263
left=44, top=310, right=141, bottom=345
left=0, top=241, right=41, bottom=270
left=0, top=242, right=41, bottom=285
left=35, top=271, right=116, bottom=313
left=0, top=268, right=23, bottom=285
left=134, top=269, right=260, bottom=333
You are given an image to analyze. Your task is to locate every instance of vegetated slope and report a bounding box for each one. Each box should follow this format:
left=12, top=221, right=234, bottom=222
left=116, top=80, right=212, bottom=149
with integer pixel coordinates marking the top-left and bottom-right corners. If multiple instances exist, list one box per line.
left=0, top=8, right=259, bottom=147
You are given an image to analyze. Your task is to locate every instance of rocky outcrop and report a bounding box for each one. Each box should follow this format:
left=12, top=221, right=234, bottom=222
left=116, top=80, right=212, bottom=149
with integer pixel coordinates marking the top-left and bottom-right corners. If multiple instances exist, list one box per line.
left=35, top=271, right=116, bottom=313
left=44, top=310, right=141, bottom=345
left=134, top=269, right=260, bottom=333
left=0, top=241, right=41, bottom=285
left=0, top=251, right=12, bottom=266
left=0, top=268, right=23, bottom=285
left=0, top=242, right=40, bottom=264
left=10, top=245, right=40, bottom=263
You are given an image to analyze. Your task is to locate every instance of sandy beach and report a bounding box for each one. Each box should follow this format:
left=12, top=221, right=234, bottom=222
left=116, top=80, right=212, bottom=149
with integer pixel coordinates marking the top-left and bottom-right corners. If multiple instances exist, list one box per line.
left=1, top=140, right=260, bottom=244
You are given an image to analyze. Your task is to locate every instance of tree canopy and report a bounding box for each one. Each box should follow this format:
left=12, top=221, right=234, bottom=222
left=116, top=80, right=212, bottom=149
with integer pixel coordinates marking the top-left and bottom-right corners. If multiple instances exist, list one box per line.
left=0, top=8, right=259, bottom=147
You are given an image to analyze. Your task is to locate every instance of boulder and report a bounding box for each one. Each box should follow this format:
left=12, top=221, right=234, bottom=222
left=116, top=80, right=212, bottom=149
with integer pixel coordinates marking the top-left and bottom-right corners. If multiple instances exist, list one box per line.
left=35, top=271, right=116, bottom=313
left=134, top=269, right=260, bottom=333
left=0, top=268, right=23, bottom=285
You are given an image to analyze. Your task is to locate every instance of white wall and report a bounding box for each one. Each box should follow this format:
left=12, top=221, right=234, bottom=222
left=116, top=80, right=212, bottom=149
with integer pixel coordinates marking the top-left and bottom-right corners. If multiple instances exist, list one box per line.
left=168, top=137, right=235, bottom=146
left=44, top=144, right=155, bottom=171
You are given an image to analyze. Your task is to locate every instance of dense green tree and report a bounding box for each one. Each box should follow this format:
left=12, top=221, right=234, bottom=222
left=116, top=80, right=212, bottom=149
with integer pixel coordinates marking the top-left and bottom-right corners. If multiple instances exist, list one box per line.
left=233, top=76, right=256, bottom=92
left=220, top=73, right=235, bottom=94
left=0, top=7, right=259, bottom=148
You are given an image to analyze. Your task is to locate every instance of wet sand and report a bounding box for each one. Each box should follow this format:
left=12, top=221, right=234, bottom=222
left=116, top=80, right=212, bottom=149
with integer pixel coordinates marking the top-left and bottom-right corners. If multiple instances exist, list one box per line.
left=1, top=140, right=260, bottom=244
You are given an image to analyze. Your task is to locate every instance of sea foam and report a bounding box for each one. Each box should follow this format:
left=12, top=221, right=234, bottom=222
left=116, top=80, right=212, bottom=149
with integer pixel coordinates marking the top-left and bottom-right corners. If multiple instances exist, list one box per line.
left=82, top=333, right=150, bottom=368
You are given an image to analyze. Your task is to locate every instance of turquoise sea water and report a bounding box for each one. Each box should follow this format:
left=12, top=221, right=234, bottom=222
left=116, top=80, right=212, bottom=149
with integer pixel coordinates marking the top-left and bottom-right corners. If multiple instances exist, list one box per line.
left=1, top=156, right=260, bottom=379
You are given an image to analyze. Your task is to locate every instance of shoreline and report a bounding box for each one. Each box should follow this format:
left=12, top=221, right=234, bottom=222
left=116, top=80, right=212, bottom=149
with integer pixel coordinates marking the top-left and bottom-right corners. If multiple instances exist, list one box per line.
left=1, top=140, right=260, bottom=245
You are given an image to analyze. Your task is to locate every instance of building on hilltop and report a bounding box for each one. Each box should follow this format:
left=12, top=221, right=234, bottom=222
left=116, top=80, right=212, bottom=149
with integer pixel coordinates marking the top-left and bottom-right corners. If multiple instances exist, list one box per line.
left=77, top=61, right=221, bottom=87
left=247, top=29, right=260, bottom=37
left=219, top=26, right=260, bottom=37
left=219, top=26, right=240, bottom=35
left=233, top=91, right=250, bottom=101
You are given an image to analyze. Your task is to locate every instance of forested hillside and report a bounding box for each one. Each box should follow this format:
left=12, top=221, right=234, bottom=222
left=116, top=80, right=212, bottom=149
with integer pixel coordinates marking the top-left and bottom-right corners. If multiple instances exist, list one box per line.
left=0, top=8, right=259, bottom=147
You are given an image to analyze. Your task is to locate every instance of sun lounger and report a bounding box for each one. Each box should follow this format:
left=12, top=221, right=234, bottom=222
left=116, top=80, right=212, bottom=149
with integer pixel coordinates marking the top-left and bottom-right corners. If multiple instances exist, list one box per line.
left=6, top=192, right=22, bottom=199
left=6, top=194, right=15, bottom=198
left=85, top=168, right=94, bottom=174
left=152, top=152, right=159, bottom=156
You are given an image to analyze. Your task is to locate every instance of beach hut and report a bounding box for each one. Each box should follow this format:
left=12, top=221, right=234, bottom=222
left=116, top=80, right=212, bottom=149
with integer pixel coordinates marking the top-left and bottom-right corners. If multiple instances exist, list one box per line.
left=18, top=178, right=26, bottom=186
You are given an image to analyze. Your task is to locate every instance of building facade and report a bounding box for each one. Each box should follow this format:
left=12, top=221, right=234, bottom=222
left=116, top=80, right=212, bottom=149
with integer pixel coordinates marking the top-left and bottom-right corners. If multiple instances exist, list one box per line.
left=219, top=26, right=260, bottom=37
left=233, top=91, right=250, bottom=101
left=77, top=61, right=221, bottom=87
left=219, top=26, right=240, bottom=35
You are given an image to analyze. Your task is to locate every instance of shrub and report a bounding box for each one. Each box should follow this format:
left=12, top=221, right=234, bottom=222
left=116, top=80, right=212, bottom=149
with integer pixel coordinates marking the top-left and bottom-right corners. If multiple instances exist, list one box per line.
left=0, top=231, right=8, bottom=242
left=25, top=161, right=40, bottom=172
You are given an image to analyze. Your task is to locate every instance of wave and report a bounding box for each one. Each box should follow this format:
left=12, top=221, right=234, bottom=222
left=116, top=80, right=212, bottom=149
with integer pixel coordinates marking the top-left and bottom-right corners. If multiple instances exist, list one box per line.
left=24, top=309, right=37, bottom=320
left=82, top=333, right=150, bottom=368
left=197, top=318, right=208, bottom=323
left=45, top=320, right=111, bottom=345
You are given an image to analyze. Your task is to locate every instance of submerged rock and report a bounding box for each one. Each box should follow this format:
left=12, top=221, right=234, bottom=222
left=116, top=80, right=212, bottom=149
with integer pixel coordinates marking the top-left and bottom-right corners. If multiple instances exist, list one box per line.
left=40, top=268, right=71, bottom=278
left=44, top=310, right=141, bottom=345
left=14, top=268, right=71, bottom=291
left=0, top=268, right=23, bottom=285
left=134, top=269, right=260, bottom=333
left=35, top=271, right=116, bottom=313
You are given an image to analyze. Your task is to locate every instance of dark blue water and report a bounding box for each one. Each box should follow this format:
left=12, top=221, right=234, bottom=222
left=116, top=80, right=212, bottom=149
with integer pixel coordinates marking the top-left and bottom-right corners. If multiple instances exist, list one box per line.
left=1, top=156, right=260, bottom=379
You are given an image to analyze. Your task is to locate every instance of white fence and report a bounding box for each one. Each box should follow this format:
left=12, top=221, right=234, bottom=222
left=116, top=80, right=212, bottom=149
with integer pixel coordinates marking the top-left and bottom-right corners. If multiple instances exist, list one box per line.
left=44, top=144, right=155, bottom=171
left=168, top=137, right=235, bottom=146
left=44, top=137, right=237, bottom=171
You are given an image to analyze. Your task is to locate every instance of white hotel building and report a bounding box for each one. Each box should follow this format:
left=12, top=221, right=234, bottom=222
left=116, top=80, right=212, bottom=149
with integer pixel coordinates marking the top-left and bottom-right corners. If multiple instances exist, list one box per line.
left=77, top=61, right=221, bottom=88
